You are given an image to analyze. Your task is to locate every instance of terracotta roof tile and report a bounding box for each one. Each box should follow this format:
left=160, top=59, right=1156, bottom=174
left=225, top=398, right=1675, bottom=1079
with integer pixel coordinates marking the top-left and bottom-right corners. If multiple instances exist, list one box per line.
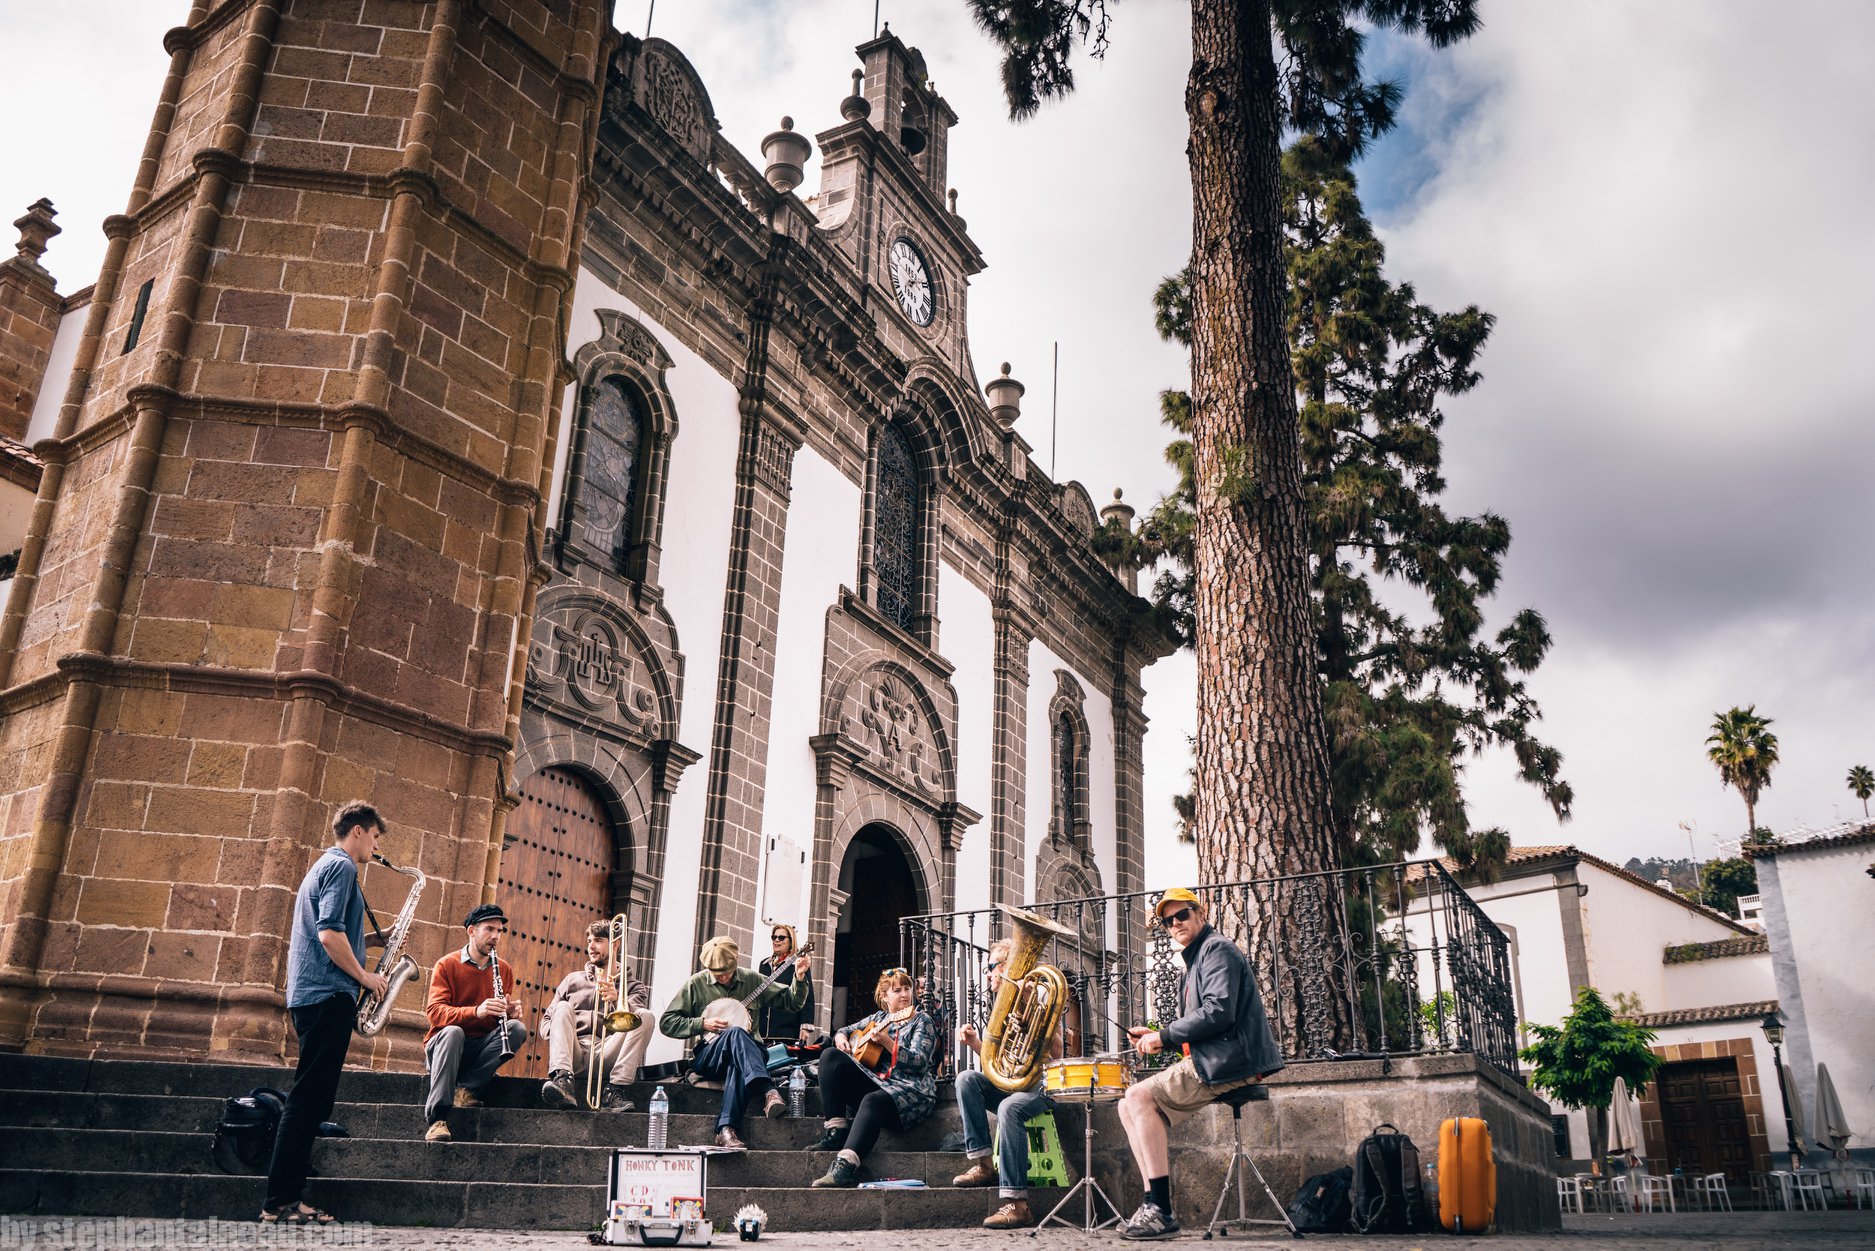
left=1745, top=824, right=1875, bottom=859
left=1663, top=934, right=1769, bottom=964
left=1625, top=999, right=1779, bottom=1028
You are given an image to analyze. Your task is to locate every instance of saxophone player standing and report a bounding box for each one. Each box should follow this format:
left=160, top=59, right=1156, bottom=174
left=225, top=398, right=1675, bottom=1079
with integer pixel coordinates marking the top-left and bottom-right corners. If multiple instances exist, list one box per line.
left=422, top=903, right=526, bottom=1142
left=260, top=801, right=390, bottom=1225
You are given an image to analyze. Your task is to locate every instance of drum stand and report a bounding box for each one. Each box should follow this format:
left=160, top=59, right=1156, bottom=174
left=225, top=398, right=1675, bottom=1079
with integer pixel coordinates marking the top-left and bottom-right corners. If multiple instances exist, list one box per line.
left=1034, top=1073, right=1122, bottom=1234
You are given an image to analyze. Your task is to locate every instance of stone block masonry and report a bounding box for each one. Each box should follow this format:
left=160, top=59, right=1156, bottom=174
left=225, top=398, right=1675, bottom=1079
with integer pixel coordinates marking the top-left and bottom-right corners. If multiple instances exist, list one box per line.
left=0, top=0, right=617, bottom=1066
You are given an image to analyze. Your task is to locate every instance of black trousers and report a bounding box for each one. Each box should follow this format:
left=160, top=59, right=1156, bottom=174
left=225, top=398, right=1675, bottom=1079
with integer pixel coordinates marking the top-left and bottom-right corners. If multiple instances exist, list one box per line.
left=818, top=1047, right=901, bottom=1160
left=264, top=993, right=355, bottom=1210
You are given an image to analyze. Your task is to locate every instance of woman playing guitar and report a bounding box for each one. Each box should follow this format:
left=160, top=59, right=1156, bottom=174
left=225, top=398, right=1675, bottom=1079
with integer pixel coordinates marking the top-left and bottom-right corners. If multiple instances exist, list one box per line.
left=808, top=968, right=938, bottom=1188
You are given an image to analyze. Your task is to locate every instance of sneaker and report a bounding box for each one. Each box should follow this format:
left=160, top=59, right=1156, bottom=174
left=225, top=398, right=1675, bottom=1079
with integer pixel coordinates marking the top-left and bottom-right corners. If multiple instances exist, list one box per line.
left=600, top=1087, right=636, bottom=1112
left=424, top=1119, right=452, bottom=1143
left=811, top=1157, right=859, bottom=1189
left=540, top=1073, right=576, bottom=1109
left=952, top=1160, right=997, bottom=1187
left=1119, top=1202, right=1179, bottom=1240
left=983, top=1199, right=1034, bottom=1229
left=453, top=1087, right=483, bottom=1109
left=806, top=1124, right=849, bottom=1152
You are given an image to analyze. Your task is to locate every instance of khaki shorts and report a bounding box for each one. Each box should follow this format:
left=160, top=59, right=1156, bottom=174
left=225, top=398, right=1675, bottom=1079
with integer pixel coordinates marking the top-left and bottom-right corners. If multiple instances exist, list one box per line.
left=1136, top=1056, right=1262, bottom=1127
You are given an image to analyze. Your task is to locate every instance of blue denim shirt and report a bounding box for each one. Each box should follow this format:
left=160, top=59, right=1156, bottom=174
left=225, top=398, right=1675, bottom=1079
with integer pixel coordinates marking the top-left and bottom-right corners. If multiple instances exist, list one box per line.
left=285, top=845, right=367, bottom=1009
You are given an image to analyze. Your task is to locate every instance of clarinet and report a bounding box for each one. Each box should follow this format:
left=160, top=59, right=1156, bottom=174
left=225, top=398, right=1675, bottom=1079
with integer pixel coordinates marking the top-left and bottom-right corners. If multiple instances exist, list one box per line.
left=489, top=950, right=515, bottom=1059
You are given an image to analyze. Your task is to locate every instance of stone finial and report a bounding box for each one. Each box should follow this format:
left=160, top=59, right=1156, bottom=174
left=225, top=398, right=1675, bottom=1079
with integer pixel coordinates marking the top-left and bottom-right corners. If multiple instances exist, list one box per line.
left=1101, top=488, right=1136, bottom=531
left=841, top=69, right=871, bottom=121
left=761, top=117, right=812, bottom=194
left=985, top=362, right=1025, bottom=429
left=12, top=198, right=59, bottom=265
left=947, top=189, right=966, bottom=230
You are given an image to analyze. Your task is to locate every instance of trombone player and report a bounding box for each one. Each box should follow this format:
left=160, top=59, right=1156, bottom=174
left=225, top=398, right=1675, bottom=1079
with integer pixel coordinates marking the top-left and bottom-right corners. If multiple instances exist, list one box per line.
left=540, top=918, right=652, bottom=1111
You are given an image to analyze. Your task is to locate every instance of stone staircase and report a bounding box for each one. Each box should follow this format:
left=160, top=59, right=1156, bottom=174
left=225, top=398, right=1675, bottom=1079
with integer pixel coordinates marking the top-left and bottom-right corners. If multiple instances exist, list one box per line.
left=0, top=1053, right=1074, bottom=1231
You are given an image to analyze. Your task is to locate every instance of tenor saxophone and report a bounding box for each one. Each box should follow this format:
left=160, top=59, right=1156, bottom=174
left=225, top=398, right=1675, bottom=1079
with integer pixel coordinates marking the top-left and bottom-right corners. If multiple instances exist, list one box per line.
left=355, top=854, right=428, bottom=1036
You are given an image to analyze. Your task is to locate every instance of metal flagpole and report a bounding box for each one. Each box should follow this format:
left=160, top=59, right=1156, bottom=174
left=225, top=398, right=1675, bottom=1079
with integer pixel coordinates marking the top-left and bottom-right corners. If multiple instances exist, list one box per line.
left=1050, top=341, right=1059, bottom=478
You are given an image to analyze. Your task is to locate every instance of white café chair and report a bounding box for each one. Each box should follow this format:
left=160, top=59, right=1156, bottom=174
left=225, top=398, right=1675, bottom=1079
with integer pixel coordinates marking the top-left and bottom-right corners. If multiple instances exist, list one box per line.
left=1636, top=1173, right=1676, bottom=1213
left=1692, top=1172, right=1732, bottom=1211
left=1556, top=1175, right=1585, bottom=1214
left=1791, top=1169, right=1826, bottom=1211
left=1850, top=1167, right=1875, bottom=1210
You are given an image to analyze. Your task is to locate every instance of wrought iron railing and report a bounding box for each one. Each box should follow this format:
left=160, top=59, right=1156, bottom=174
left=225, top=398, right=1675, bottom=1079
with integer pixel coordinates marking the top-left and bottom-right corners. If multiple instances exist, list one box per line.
left=899, top=859, right=1520, bottom=1081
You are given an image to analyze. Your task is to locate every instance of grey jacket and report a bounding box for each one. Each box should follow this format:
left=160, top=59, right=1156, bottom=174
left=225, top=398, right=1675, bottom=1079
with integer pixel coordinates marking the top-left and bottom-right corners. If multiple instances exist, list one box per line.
left=1157, top=924, right=1285, bottom=1085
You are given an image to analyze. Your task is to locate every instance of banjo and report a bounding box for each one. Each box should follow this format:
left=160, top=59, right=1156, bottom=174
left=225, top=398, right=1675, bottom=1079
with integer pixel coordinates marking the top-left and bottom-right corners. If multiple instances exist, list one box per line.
left=699, top=943, right=815, bottom=1033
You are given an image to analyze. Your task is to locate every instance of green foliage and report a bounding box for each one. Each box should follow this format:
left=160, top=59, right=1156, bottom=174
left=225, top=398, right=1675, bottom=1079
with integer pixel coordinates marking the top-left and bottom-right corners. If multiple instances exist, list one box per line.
left=1706, top=707, right=1779, bottom=836
left=1132, top=143, right=1569, bottom=872
left=1418, top=989, right=1458, bottom=1048
left=1847, top=764, right=1874, bottom=818
left=1520, top=987, right=1663, bottom=1113
left=1697, top=857, right=1758, bottom=919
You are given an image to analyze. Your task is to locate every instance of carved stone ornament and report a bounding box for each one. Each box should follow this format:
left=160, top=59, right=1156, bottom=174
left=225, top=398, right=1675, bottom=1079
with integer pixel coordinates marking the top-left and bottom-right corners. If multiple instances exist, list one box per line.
left=838, top=665, right=946, bottom=799
left=527, top=609, right=659, bottom=736
left=634, top=40, right=716, bottom=167
left=595, top=308, right=672, bottom=375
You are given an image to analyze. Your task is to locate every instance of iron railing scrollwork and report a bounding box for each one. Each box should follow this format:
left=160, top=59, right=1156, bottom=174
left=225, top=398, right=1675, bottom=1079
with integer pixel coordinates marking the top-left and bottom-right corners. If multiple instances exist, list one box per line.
left=900, top=859, right=1520, bottom=1081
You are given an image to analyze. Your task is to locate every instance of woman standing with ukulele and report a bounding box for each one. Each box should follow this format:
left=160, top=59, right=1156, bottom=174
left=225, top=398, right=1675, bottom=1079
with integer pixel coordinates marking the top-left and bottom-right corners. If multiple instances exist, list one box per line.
left=809, top=967, right=938, bottom=1188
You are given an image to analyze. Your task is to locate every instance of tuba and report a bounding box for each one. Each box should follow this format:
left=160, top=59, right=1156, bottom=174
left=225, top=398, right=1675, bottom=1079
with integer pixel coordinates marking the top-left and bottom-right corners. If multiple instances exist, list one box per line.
left=979, top=905, right=1075, bottom=1093
left=355, top=854, right=428, bottom=1036
left=586, top=913, right=641, bottom=1109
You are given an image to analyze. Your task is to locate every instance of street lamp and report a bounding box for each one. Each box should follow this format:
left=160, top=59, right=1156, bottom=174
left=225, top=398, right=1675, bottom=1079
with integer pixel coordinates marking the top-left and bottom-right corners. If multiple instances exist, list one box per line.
left=1762, top=1013, right=1801, bottom=1171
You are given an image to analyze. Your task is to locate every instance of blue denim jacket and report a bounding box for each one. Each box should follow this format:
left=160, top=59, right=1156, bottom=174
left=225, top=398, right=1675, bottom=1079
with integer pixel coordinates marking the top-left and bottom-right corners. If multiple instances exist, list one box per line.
left=1157, top=925, right=1285, bottom=1085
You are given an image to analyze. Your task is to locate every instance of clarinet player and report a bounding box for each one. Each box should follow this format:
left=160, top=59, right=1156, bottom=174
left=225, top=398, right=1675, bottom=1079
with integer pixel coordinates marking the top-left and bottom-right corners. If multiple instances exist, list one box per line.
left=422, top=902, right=526, bottom=1142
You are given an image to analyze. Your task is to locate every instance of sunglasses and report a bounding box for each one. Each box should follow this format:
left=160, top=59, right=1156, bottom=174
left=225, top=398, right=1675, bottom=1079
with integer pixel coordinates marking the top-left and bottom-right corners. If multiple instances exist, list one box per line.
left=882, top=967, right=910, bottom=979
left=1157, top=905, right=1196, bottom=928
left=771, top=934, right=790, bottom=941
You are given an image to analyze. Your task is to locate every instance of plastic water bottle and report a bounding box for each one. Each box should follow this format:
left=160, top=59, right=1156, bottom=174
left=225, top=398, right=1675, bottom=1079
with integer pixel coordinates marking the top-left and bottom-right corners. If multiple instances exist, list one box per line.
left=648, top=1085, right=669, bottom=1150
left=788, top=1065, right=807, bottom=1118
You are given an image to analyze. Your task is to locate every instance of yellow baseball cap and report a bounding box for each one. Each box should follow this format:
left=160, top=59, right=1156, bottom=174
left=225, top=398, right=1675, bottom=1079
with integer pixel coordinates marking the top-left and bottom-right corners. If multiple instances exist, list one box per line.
left=1154, top=887, right=1201, bottom=917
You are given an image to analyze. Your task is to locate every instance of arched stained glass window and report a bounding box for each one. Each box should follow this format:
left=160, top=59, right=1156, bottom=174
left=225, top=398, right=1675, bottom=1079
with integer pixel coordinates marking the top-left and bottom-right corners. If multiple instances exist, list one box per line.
left=582, top=376, right=644, bottom=565
left=1054, top=712, right=1078, bottom=834
left=874, top=424, right=921, bottom=632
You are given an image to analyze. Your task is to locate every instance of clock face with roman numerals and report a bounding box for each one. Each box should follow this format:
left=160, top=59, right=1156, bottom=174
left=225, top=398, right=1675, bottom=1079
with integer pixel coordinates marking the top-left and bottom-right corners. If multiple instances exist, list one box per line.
left=888, top=237, right=935, bottom=327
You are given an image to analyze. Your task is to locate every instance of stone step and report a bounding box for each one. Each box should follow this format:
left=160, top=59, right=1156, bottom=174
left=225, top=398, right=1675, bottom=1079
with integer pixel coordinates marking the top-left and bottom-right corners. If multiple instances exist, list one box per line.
left=0, top=1087, right=994, bottom=1151
left=0, top=1052, right=819, bottom=1117
left=6, top=1126, right=1008, bottom=1189
left=0, top=1168, right=1070, bottom=1232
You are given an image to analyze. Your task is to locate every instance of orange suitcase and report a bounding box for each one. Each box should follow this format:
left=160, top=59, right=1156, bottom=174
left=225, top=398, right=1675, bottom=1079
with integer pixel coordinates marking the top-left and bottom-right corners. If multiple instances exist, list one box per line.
left=1438, top=1115, right=1496, bottom=1233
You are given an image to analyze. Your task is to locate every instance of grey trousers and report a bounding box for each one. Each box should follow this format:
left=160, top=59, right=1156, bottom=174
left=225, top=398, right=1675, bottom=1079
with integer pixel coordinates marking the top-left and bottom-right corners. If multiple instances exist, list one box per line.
left=423, top=1020, right=526, bottom=1124
left=544, top=1000, right=652, bottom=1087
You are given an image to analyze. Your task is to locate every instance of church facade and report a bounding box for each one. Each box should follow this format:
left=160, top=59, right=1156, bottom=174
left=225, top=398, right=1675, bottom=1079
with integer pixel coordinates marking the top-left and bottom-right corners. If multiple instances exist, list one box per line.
left=0, top=3, right=1166, bottom=1075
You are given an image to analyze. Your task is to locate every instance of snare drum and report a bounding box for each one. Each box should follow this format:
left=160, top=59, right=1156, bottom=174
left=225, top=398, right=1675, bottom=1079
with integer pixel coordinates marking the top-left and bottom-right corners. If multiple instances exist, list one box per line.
left=1043, top=1053, right=1129, bottom=1101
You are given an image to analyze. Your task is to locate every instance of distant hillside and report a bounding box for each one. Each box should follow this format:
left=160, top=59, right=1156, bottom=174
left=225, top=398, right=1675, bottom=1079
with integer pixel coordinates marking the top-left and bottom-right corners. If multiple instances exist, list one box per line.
left=1622, top=856, right=1700, bottom=895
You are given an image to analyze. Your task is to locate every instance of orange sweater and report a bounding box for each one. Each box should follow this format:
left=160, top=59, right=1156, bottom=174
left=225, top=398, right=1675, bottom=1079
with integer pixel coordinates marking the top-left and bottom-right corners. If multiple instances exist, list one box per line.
left=425, top=949, right=516, bottom=1042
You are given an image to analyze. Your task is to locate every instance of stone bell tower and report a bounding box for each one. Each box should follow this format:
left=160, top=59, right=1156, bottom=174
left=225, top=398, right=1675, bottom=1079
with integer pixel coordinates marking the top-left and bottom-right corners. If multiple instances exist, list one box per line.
left=0, top=0, right=615, bottom=1064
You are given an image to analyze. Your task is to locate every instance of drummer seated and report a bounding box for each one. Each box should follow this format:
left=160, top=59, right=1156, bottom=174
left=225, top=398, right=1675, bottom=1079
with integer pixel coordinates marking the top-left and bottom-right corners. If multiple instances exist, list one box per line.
left=951, top=938, right=1065, bottom=1230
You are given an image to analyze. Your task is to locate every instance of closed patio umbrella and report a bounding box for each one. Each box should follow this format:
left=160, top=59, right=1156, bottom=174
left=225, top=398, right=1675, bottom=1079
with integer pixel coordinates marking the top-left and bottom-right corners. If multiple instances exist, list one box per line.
left=1780, top=1062, right=1809, bottom=1157
left=1815, top=1063, right=1852, bottom=1159
left=1608, top=1076, right=1643, bottom=1156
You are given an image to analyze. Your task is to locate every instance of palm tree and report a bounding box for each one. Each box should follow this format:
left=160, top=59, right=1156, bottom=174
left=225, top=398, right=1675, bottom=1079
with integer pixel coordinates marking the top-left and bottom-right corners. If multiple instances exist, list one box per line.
left=1706, top=707, right=1779, bottom=837
left=1848, top=765, right=1875, bottom=819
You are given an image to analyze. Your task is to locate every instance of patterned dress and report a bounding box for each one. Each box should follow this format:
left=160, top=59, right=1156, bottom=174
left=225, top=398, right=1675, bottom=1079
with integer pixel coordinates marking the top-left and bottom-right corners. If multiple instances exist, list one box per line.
left=836, top=1009, right=939, bottom=1126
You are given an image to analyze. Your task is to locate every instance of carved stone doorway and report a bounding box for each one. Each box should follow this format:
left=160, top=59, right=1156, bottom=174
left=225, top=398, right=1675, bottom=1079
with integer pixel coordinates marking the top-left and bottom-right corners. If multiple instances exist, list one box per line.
left=498, top=766, right=626, bottom=1079
left=831, top=824, right=925, bottom=1029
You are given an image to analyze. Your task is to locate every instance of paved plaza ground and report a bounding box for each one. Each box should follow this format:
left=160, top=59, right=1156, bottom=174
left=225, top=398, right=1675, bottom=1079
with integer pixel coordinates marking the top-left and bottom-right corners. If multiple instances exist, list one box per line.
left=6, top=1211, right=1873, bottom=1250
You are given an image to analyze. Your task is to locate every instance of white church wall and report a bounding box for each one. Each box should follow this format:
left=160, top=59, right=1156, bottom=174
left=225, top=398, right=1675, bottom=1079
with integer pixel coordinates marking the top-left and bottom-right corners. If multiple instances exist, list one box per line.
left=1661, top=951, right=1775, bottom=1010
left=25, top=293, right=85, bottom=445
left=1021, top=640, right=1117, bottom=905
left=939, top=560, right=996, bottom=916
left=1579, top=864, right=1743, bottom=1017
left=754, top=446, right=861, bottom=947
left=558, top=271, right=744, bottom=1062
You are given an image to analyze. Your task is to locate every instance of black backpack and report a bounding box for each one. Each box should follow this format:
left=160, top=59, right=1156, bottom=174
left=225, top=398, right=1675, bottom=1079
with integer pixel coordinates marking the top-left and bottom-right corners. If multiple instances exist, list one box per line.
left=1348, top=1123, right=1423, bottom=1234
left=1288, top=1165, right=1354, bottom=1233
left=210, top=1088, right=349, bottom=1175
left=211, top=1087, right=288, bottom=1174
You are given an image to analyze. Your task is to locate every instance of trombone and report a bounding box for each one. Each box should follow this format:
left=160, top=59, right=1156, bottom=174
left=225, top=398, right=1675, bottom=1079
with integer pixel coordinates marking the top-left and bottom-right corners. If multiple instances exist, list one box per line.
left=586, top=913, right=642, bottom=1109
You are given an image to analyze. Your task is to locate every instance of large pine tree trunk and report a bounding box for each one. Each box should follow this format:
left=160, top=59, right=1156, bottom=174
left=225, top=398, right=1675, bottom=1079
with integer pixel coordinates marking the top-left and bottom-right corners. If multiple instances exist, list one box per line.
left=1186, top=0, right=1352, bottom=1054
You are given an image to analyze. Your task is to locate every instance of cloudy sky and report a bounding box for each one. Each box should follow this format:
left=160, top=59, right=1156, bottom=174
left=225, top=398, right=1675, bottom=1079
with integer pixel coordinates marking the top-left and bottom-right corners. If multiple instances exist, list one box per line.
left=4, top=2, right=1870, bottom=886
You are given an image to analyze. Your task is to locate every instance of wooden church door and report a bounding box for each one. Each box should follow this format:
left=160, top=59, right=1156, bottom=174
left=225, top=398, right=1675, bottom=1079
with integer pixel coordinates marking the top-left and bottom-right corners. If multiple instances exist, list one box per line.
left=497, top=766, right=620, bottom=1079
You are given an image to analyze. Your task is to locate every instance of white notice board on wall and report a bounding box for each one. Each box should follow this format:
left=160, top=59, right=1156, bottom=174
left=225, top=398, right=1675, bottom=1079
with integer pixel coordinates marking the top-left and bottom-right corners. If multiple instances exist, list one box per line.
left=608, top=1148, right=708, bottom=1218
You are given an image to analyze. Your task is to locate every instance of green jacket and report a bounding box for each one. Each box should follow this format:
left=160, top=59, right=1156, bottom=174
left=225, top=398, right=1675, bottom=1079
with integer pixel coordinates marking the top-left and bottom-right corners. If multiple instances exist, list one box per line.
left=659, top=967, right=810, bottom=1040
